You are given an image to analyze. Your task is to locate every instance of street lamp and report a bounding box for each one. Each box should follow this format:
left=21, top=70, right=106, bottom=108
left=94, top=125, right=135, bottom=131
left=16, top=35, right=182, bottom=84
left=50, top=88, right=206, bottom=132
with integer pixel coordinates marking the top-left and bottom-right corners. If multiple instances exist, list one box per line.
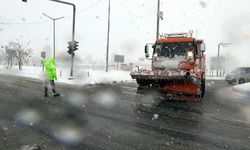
left=217, top=42, right=232, bottom=76
left=42, top=13, right=64, bottom=60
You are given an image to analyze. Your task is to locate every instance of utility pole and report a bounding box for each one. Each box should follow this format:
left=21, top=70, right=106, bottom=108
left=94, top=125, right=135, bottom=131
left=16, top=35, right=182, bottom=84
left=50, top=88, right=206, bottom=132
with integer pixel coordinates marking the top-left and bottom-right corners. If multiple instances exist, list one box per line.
left=42, top=13, right=64, bottom=60
left=217, top=43, right=221, bottom=77
left=106, top=0, right=111, bottom=72
left=156, top=0, right=160, bottom=40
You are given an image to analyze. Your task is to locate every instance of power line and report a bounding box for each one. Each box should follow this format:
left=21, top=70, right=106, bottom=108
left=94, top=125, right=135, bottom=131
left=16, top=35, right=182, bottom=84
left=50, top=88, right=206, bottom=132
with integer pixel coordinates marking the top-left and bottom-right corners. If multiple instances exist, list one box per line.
left=77, top=0, right=104, bottom=15
left=126, top=0, right=144, bottom=7
left=125, top=0, right=154, bottom=12
left=0, top=0, right=104, bottom=25
left=0, top=0, right=154, bottom=29
left=61, top=0, right=104, bottom=20
left=0, top=20, right=50, bottom=25
left=115, top=0, right=154, bottom=18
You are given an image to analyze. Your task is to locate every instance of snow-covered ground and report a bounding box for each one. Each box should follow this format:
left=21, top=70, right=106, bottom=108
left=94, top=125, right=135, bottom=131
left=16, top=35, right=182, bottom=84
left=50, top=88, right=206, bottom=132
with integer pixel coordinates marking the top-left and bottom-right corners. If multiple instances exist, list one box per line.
left=206, top=76, right=225, bottom=80
left=1, top=65, right=249, bottom=98
left=0, top=65, right=133, bottom=85
left=0, top=65, right=226, bottom=85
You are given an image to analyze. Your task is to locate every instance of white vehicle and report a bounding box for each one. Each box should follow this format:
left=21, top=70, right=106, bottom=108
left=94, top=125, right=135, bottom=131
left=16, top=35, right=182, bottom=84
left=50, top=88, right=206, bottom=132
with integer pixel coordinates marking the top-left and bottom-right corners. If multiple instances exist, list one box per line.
left=225, top=67, right=250, bottom=84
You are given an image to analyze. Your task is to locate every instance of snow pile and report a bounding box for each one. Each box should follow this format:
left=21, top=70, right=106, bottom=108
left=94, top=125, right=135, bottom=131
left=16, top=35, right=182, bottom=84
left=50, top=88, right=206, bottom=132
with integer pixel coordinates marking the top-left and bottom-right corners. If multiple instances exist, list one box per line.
left=0, top=65, right=133, bottom=85
left=85, top=70, right=132, bottom=84
left=232, top=83, right=250, bottom=97
left=0, top=65, right=43, bottom=79
left=234, top=83, right=250, bottom=92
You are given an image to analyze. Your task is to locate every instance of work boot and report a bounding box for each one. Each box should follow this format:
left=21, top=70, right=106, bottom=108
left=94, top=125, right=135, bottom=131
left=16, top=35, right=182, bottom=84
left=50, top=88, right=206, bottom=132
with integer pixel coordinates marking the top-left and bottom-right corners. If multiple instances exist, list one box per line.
left=53, top=93, right=60, bottom=97
left=44, top=87, right=48, bottom=97
left=53, top=89, right=60, bottom=97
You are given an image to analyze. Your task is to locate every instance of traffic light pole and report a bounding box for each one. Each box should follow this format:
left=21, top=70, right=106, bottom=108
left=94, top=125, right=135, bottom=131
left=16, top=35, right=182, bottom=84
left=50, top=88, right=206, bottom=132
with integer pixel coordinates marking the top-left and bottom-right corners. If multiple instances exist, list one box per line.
left=49, top=0, right=76, bottom=77
left=22, top=0, right=77, bottom=77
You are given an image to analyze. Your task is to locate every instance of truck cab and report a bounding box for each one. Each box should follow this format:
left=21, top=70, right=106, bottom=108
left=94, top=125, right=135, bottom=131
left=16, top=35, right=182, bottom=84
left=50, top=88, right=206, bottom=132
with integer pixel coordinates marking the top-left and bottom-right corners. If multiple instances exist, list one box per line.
left=131, top=32, right=206, bottom=100
left=146, top=32, right=205, bottom=75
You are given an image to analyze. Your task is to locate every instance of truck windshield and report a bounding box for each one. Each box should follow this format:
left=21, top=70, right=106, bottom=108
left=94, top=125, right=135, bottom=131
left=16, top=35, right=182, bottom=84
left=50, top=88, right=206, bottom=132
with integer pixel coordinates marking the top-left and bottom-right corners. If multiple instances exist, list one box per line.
left=154, top=42, right=195, bottom=58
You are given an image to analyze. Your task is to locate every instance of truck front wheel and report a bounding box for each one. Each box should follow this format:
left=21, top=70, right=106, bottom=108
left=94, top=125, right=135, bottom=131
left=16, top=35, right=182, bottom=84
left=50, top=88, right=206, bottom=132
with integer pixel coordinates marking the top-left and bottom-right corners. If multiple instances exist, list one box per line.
left=201, top=78, right=205, bottom=98
left=136, top=79, right=149, bottom=87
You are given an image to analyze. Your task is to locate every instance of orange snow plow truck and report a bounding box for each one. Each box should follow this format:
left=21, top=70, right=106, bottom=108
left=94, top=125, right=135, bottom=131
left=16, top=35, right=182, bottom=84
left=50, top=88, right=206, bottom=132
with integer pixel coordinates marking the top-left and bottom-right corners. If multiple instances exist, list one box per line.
left=131, top=32, right=206, bottom=100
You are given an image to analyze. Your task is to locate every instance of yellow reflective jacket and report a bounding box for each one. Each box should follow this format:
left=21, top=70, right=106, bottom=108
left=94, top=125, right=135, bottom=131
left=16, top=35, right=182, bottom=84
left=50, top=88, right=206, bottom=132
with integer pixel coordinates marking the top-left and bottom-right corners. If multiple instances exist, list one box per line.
left=42, top=58, right=57, bottom=80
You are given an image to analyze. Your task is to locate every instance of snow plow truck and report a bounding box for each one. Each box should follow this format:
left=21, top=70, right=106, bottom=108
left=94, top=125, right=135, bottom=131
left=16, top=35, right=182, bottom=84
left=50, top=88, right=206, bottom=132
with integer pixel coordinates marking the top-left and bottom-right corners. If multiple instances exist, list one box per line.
left=131, top=32, right=206, bottom=100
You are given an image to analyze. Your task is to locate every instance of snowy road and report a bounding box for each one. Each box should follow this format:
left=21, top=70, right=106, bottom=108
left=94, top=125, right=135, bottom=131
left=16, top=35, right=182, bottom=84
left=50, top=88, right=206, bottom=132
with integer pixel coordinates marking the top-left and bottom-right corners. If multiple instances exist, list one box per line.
left=0, top=74, right=250, bottom=150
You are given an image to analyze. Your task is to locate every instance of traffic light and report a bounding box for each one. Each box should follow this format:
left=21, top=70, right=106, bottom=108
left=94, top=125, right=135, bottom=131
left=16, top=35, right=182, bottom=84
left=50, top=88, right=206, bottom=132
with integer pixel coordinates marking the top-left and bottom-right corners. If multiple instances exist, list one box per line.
left=67, top=41, right=79, bottom=54
left=67, top=41, right=73, bottom=54
left=74, top=41, right=79, bottom=51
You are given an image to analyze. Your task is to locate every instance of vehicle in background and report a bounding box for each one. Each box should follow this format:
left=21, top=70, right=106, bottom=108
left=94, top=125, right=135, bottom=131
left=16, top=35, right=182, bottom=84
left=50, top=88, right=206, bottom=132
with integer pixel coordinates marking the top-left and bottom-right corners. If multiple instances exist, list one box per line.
left=225, top=67, right=250, bottom=84
left=130, top=31, right=206, bottom=101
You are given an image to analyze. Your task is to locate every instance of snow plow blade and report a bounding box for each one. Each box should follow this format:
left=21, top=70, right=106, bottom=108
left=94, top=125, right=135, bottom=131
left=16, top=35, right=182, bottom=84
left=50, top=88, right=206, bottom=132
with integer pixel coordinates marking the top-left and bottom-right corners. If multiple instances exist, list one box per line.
left=159, top=79, right=202, bottom=101
left=160, top=79, right=198, bottom=95
left=131, top=73, right=203, bottom=101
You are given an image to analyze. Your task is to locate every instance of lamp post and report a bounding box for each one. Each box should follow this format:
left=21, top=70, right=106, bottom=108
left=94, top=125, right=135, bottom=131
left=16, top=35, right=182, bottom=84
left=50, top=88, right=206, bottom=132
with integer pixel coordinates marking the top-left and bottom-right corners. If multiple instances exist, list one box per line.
left=217, top=42, right=232, bottom=76
left=106, top=0, right=111, bottom=72
left=42, top=13, right=64, bottom=60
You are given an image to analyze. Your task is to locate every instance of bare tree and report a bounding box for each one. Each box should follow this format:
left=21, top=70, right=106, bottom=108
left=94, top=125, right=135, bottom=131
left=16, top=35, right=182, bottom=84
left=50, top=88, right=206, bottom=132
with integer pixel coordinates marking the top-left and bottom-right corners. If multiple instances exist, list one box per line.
left=8, top=40, right=33, bottom=70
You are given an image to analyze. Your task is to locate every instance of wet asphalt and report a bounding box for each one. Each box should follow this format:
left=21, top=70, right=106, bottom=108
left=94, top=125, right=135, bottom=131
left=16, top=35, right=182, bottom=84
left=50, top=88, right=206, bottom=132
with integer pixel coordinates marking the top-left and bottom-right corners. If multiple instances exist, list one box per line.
left=0, top=74, right=250, bottom=150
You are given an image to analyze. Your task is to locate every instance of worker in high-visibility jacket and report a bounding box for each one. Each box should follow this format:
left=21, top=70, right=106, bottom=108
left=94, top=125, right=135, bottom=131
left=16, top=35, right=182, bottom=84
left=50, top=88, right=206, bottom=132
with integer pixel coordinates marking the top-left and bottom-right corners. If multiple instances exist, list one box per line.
left=42, top=58, right=60, bottom=97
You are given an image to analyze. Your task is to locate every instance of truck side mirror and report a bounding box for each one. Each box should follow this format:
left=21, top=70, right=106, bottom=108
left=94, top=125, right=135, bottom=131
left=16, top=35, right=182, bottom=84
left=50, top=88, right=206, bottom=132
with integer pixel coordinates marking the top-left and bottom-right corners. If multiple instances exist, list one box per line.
left=200, top=43, right=206, bottom=52
left=145, top=45, right=149, bottom=58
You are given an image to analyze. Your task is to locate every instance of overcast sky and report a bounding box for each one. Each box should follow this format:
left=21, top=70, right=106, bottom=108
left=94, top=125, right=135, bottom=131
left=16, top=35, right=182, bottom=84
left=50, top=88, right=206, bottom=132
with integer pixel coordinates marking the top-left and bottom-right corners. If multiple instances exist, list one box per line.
left=1, top=0, right=250, bottom=65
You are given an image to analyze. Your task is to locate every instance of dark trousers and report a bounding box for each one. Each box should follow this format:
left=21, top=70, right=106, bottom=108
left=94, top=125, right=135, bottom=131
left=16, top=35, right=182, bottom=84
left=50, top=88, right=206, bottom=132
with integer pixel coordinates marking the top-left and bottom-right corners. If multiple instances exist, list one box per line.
left=44, top=80, right=57, bottom=95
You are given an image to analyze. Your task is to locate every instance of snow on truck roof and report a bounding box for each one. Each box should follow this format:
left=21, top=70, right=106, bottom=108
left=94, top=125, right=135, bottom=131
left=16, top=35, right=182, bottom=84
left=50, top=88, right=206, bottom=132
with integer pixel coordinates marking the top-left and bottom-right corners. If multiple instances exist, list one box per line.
left=156, top=37, right=203, bottom=43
